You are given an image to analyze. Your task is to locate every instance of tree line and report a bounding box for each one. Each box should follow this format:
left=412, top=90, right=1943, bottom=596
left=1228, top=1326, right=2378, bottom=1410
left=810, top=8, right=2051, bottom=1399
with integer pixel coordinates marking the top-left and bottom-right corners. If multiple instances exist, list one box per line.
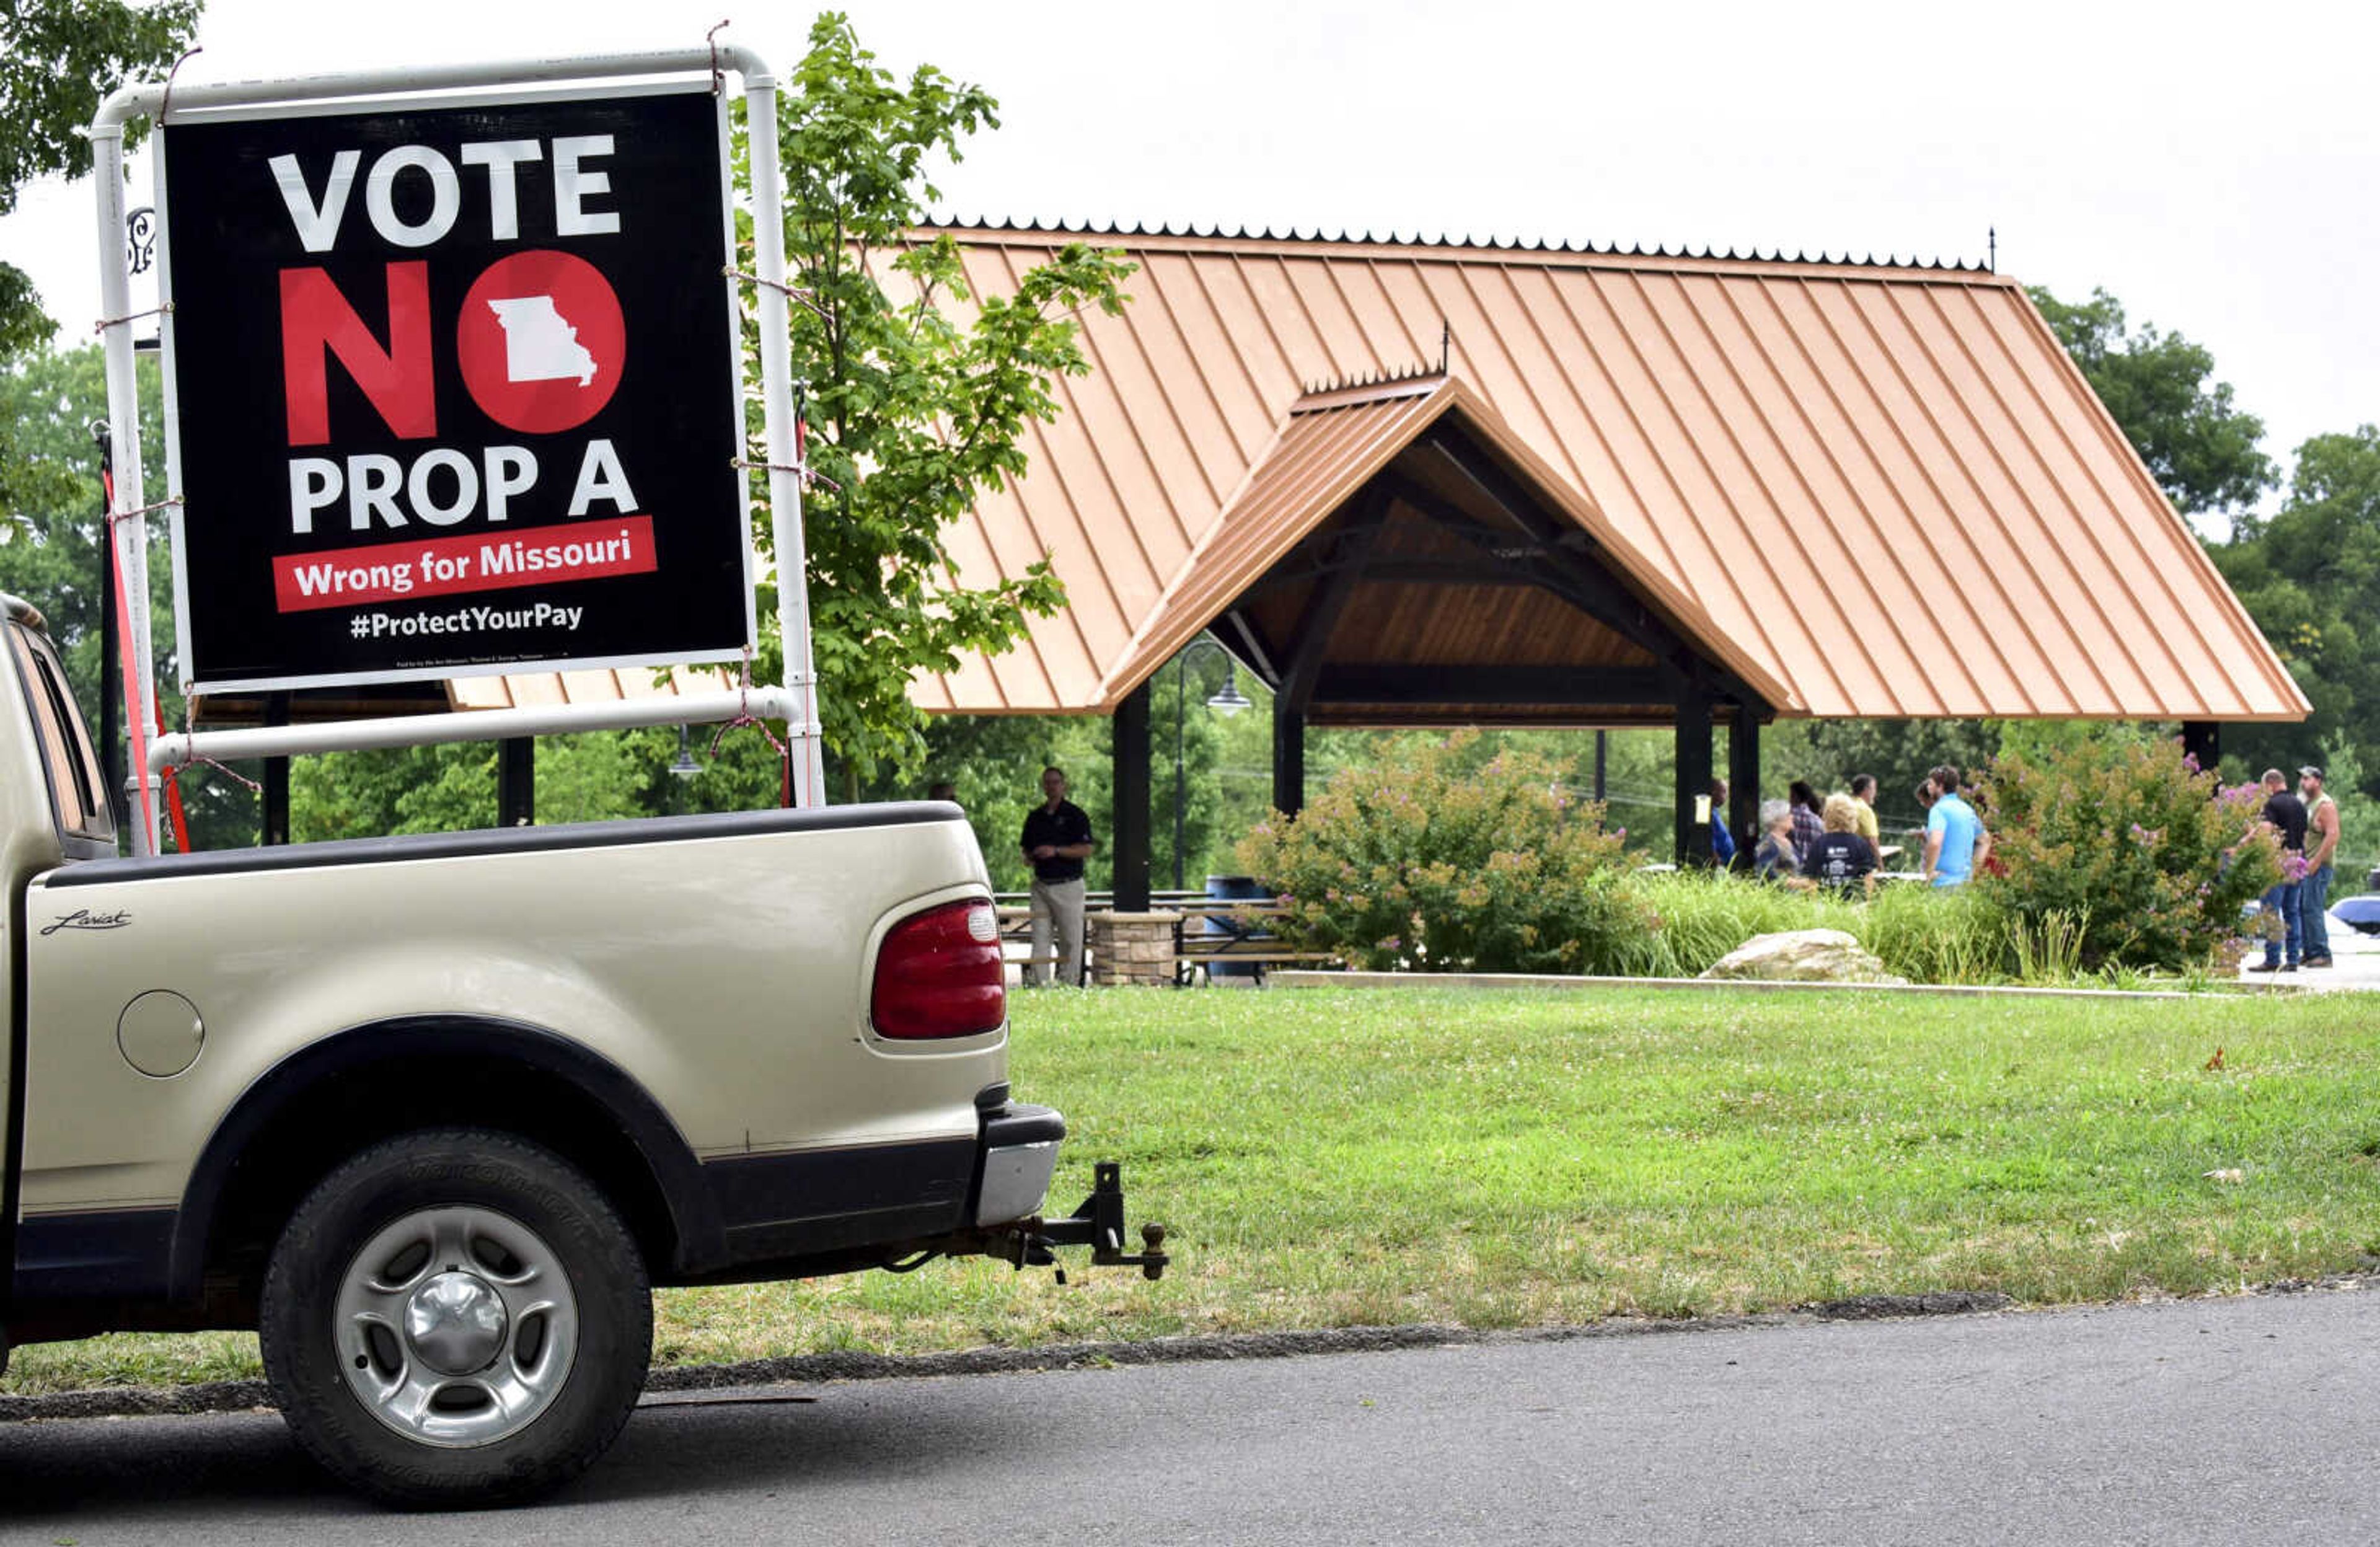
left=0, top=6, right=2368, bottom=888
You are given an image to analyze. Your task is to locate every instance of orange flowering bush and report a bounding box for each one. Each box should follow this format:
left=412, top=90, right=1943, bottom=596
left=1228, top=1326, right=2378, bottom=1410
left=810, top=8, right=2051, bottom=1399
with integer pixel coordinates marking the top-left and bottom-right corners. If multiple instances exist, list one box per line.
left=1980, top=736, right=2280, bottom=970
left=1234, top=731, right=1647, bottom=972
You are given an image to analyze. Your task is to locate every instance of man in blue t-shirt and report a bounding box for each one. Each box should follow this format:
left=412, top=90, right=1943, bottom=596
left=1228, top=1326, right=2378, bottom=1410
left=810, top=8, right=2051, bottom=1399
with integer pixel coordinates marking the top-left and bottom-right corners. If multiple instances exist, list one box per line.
left=1923, top=763, right=1987, bottom=889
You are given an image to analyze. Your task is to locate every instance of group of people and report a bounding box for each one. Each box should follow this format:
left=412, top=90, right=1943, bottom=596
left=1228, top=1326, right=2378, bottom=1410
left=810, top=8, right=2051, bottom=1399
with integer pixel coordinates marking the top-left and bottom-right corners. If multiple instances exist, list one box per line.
left=2245, top=765, right=2341, bottom=973
left=982, top=757, right=2342, bottom=984
left=1710, top=765, right=1988, bottom=895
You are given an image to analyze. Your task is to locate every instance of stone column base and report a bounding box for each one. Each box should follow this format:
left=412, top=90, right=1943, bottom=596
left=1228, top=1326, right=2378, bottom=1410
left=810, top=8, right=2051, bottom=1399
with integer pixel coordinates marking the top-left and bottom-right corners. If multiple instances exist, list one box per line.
left=1088, top=910, right=1177, bottom=988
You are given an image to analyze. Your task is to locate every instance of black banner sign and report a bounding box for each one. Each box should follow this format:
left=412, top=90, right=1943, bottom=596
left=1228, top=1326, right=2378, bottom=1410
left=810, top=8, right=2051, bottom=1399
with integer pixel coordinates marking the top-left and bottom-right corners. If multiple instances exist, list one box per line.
left=159, top=84, right=751, bottom=691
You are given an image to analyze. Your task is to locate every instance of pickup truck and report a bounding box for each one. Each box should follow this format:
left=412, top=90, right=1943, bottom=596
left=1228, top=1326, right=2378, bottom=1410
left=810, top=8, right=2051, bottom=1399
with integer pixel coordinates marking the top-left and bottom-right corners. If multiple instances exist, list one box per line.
left=0, top=594, right=1164, bottom=1505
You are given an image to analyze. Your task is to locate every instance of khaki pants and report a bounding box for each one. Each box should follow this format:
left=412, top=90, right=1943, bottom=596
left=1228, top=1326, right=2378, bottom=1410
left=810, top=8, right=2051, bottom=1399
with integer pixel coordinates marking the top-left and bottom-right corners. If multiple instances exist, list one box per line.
left=1028, top=877, right=1086, bottom=986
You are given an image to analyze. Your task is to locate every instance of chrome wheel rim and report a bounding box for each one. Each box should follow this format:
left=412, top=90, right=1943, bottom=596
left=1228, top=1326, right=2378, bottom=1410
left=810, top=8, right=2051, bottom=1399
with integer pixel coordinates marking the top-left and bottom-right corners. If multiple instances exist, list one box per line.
left=332, top=1205, right=579, bottom=1449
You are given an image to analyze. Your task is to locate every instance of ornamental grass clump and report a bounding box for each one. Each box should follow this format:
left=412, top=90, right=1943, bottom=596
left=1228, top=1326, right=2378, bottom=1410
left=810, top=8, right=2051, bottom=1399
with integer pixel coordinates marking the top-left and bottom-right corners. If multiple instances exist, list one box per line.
left=1600, top=870, right=1835, bottom=978
left=1235, top=730, right=1645, bottom=973
left=1616, top=870, right=2012, bottom=984
left=1980, top=737, right=2279, bottom=971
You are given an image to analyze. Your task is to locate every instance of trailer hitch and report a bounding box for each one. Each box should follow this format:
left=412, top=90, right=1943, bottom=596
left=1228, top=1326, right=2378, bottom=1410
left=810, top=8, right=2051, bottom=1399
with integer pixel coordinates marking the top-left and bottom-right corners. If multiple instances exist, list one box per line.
left=987, top=1161, right=1169, bottom=1282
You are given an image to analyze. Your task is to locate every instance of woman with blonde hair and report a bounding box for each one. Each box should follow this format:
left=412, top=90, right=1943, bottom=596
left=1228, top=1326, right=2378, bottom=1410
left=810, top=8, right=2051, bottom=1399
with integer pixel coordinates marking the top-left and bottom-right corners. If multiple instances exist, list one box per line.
left=1801, top=791, right=1879, bottom=896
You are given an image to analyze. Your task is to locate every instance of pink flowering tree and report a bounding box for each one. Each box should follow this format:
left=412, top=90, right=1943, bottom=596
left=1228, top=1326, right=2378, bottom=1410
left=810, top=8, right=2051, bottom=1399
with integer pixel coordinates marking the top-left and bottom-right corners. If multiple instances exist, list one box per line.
left=1980, top=736, right=2281, bottom=970
left=1233, top=729, right=1645, bottom=973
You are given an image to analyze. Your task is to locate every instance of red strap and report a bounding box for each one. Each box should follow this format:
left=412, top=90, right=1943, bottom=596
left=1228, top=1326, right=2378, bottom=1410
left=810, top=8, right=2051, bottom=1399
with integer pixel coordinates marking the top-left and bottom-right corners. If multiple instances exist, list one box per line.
left=156, top=681, right=191, bottom=853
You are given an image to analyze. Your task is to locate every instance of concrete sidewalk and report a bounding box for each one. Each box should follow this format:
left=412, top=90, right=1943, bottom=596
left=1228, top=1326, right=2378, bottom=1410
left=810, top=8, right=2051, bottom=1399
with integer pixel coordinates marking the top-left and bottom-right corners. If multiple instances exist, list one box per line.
left=2235, top=906, right=2380, bottom=992
left=1268, top=911, right=2380, bottom=997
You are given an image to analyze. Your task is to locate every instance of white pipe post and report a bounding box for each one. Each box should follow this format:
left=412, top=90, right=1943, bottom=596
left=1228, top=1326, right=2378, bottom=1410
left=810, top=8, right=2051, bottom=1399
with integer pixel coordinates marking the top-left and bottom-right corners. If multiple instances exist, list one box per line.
left=148, top=687, right=798, bottom=774
left=741, top=78, right=827, bottom=808
left=90, top=108, right=162, bottom=855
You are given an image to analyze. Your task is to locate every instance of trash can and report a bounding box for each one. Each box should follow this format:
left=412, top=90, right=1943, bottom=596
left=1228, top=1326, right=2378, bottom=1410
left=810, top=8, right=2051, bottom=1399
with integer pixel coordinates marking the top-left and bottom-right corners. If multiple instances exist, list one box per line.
left=1203, top=875, right=1273, bottom=981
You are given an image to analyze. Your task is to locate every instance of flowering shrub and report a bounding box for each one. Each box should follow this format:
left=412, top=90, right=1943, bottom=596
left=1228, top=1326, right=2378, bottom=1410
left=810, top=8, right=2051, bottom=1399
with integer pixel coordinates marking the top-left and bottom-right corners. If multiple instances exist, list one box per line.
left=1234, top=730, right=1647, bottom=972
left=1979, top=736, right=2280, bottom=970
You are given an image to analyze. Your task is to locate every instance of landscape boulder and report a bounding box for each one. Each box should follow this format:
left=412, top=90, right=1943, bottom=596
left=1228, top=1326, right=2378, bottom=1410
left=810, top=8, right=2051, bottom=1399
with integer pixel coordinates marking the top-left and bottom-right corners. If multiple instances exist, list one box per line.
left=1698, top=928, right=1909, bottom=986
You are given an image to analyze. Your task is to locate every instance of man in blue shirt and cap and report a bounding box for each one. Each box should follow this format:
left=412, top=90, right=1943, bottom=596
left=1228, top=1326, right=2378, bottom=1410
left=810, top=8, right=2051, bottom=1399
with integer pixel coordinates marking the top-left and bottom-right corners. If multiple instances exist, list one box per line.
left=1923, top=764, right=1988, bottom=889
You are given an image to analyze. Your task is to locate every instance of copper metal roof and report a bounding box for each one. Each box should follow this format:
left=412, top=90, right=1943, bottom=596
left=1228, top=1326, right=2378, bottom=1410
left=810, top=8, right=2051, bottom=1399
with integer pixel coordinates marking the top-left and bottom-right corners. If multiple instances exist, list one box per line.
left=914, top=225, right=2306, bottom=723
left=447, top=664, right=731, bottom=712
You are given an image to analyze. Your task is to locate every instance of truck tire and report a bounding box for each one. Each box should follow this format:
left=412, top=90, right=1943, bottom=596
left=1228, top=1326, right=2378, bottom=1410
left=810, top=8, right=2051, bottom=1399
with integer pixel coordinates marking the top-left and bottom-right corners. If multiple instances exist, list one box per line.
left=258, top=1128, right=652, bottom=1508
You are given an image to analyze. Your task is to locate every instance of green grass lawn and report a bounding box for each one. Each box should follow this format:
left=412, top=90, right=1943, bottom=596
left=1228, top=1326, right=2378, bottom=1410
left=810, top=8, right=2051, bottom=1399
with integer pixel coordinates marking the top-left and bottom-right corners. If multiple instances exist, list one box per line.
left=8, top=985, right=2379, bottom=1396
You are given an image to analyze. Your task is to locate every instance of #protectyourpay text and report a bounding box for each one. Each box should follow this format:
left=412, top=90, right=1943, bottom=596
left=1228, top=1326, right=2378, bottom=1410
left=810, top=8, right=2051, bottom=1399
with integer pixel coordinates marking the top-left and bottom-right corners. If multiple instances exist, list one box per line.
left=350, top=601, right=586, bottom=640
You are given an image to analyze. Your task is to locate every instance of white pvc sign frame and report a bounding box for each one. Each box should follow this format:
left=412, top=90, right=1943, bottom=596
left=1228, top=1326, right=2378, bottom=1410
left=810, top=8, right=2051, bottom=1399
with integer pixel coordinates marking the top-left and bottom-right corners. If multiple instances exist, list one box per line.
left=90, top=43, right=826, bottom=856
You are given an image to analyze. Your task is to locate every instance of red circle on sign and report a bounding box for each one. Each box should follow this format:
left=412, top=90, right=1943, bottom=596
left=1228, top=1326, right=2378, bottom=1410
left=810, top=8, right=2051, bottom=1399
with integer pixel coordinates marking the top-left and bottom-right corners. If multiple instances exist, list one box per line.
left=456, top=250, right=626, bottom=434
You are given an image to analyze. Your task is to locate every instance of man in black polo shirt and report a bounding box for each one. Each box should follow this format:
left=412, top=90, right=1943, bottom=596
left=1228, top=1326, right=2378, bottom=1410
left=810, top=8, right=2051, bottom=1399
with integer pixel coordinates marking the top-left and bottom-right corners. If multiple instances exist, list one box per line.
left=2247, top=767, right=2308, bottom=974
left=1020, top=765, right=1095, bottom=986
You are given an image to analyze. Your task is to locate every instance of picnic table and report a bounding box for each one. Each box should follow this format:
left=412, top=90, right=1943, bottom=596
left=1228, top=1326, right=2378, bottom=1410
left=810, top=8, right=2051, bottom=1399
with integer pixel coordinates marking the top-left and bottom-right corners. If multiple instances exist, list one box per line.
left=991, top=891, right=1335, bottom=985
left=1168, top=898, right=1337, bottom=985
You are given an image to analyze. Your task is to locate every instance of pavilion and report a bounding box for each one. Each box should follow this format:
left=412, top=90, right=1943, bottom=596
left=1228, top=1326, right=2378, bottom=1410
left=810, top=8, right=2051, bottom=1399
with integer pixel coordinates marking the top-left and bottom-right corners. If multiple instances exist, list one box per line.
left=896, top=223, right=2305, bottom=906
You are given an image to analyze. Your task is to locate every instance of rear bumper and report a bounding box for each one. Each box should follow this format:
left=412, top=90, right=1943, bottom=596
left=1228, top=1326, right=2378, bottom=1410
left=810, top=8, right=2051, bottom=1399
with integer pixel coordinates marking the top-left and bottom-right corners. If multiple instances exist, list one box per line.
left=670, top=1099, right=1166, bottom=1287
left=974, top=1103, right=1065, bottom=1227
left=965, top=1103, right=1169, bottom=1281
left=666, top=1099, right=1075, bottom=1282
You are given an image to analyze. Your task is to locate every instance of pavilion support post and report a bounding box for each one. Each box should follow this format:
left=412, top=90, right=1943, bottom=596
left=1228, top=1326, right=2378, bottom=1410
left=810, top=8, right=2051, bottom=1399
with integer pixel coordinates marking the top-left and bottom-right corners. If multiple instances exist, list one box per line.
left=1728, top=707, right=1760, bottom=870
left=1675, top=690, right=1714, bottom=866
left=262, top=692, right=291, bottom=847
left=1272, top=704, right=1306, bottom=819
left=498, top=738, right=534, bottom=828
left=1266, top=485, right=1385, bottom=826
left=2181, top=720, right=2220, bottom=776
left=1111, top=683, right=1153, bottom=912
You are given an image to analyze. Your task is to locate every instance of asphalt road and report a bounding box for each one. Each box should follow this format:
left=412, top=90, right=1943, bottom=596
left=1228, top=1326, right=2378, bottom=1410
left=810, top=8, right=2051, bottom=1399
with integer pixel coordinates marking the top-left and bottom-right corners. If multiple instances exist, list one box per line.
left=4, top=1287, right=2376, bottom=1545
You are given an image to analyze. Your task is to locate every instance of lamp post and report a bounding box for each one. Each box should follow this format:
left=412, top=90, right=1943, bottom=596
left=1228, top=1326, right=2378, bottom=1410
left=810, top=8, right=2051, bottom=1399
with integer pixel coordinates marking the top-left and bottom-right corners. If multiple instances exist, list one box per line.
left=668, top=725, right=702, bottom=779
left=1173, top=636, right=1250, bottom=892
left=664, top=725, right=702, bottom=815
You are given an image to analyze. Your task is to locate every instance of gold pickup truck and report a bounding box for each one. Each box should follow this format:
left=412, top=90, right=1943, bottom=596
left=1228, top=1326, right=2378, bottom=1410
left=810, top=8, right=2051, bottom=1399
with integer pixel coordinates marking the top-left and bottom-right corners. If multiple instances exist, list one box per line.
left=0, top=595, right=1162, bottom=1505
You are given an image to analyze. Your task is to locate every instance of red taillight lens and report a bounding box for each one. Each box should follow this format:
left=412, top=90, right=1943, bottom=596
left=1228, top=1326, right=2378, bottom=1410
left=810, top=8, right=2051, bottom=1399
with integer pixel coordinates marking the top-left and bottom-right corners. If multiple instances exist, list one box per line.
left=871, top=899, right=1007, bottom=1040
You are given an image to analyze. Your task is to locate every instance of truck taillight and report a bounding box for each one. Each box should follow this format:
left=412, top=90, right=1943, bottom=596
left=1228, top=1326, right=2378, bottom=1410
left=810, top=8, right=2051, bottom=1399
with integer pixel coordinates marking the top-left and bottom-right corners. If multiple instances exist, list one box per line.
left=871, top=899, right=1007, bottom=1040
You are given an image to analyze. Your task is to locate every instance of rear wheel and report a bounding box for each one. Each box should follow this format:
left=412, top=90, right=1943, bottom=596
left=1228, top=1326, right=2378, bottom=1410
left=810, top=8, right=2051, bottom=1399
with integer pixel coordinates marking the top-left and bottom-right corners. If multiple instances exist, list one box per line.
left=259, top=1129, right=651, bottom=1508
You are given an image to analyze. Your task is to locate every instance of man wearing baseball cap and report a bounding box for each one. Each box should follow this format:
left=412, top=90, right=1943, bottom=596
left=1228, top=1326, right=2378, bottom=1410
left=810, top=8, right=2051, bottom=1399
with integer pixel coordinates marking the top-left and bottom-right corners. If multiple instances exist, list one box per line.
left=2299, top=765, right=2340, bottom=969
left=2246, top=769, right=2307, bottom=974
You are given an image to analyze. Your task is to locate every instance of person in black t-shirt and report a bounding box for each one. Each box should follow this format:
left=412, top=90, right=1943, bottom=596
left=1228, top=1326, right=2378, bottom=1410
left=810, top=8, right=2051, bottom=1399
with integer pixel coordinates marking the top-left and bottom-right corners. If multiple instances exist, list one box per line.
left=1800, top=793, right=1879, bottom=896
left=1019, top=765, right=1095, bottom=985
left=2247, top=767, right=2307, bottom=973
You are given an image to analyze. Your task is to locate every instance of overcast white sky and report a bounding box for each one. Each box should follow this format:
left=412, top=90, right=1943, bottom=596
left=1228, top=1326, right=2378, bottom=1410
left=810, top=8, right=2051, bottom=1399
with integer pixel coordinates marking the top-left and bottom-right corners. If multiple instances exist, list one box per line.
left=7, top=0, right=2375, bottom=513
